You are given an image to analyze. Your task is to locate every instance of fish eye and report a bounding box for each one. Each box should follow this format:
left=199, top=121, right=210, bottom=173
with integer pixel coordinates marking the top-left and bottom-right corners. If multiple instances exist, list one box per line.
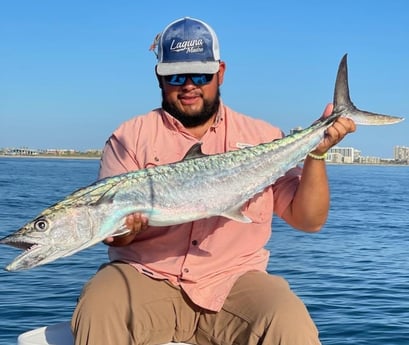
left=34, top=218, right=49, bottom=231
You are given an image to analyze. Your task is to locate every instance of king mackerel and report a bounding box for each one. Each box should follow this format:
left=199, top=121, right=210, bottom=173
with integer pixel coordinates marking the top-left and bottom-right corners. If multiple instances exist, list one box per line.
left=0, top=54, right=404, bottom=271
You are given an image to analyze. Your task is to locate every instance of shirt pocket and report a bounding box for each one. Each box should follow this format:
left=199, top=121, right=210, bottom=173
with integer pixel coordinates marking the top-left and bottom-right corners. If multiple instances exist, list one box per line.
left=143, top=148, right=185, bottom=169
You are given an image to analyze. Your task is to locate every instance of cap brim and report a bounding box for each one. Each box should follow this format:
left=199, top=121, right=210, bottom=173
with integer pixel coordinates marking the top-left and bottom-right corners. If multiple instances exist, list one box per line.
left=156, top=61, right=220, bottom=76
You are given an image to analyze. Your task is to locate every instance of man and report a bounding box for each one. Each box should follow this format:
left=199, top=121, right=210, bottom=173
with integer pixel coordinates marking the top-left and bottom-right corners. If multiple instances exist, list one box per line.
left=71, top=17, right=355, bottom=345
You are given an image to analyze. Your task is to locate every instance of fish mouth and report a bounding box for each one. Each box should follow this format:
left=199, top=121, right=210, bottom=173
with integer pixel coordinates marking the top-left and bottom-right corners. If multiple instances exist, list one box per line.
left=0, top=236, right=46, bottom=271
left=0, top=238, right=38, bottom=251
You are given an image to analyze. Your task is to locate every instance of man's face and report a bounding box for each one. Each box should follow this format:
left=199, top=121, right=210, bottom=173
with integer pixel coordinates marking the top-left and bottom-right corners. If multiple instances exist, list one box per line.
left=160, top=62, right=226, bottom=128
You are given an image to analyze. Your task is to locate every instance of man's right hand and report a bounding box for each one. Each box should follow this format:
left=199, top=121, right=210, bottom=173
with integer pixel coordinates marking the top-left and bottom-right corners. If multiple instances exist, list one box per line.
left=103, top=213, right=149, bottom=247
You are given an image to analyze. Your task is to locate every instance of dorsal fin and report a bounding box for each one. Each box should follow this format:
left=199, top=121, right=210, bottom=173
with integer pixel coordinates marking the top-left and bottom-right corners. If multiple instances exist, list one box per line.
left=183, top=143, right=207, bottom=160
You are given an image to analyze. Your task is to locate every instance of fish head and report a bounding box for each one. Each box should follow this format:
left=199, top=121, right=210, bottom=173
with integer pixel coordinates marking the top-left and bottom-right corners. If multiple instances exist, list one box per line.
left=0, top=205, right=97, bottom=271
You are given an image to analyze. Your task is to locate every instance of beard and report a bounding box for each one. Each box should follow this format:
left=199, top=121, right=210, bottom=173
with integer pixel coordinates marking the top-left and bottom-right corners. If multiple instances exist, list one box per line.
left=162, top=89, right=221, bottom=128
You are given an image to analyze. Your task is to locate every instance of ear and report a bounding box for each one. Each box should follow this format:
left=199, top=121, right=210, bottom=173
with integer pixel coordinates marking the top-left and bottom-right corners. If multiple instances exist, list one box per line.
left=217, top=61, right=226, bottom=86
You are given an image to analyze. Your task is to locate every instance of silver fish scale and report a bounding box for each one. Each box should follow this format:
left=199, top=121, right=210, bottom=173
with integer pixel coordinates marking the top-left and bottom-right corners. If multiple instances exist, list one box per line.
left=106, top=121, right=325, bottom=224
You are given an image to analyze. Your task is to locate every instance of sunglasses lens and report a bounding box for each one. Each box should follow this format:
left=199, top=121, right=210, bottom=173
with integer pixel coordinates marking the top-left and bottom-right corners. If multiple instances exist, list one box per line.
left=165, top=75, right=186, bottom=86
left=165, top=74, right=214, bottom=86
left=191, top=74, right=213, bottom=85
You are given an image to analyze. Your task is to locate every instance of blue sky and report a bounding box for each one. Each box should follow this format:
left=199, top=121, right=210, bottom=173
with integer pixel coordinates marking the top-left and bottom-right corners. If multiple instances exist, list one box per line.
left=1, top=0, right=408, bottom=157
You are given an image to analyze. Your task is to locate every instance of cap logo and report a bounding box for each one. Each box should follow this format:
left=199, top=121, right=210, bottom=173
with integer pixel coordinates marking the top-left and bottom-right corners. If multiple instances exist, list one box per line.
left=170, top=39, right=204, bottom=54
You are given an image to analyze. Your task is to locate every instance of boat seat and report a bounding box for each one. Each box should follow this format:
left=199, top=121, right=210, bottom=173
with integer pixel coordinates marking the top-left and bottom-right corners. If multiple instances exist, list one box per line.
left=17, top=321, right=190, bottom=345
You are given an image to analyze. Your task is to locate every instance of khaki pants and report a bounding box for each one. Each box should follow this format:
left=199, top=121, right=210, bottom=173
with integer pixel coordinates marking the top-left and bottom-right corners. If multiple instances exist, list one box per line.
left=71, top=262, right=321, bottom=345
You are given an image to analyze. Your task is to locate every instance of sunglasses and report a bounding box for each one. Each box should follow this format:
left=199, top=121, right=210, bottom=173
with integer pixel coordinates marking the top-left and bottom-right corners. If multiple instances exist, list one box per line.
left=164, top=73, right=214, bottom=86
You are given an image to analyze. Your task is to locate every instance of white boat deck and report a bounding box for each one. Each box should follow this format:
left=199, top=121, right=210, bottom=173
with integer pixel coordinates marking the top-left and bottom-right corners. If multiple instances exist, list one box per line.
left=18, top=321, right=190, bottom=345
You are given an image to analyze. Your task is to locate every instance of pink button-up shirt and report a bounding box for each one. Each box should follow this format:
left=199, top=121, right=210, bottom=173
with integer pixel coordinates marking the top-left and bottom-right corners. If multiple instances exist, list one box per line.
left=99, top=103, right=302, bottom=311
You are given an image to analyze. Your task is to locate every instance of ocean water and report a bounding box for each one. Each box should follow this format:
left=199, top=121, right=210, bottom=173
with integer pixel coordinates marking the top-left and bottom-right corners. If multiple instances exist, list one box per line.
left=0, top=158, right=408, bottom=344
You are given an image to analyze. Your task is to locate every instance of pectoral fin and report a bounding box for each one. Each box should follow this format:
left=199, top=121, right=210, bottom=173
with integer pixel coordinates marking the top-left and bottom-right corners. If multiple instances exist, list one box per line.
left=111, top=223, right=131, bottom=237
left=221, top=206, right=252, bottom=223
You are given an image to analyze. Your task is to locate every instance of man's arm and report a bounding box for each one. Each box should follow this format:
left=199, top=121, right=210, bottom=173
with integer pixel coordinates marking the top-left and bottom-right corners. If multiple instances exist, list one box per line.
left=281, top=104, right=356, bottom=232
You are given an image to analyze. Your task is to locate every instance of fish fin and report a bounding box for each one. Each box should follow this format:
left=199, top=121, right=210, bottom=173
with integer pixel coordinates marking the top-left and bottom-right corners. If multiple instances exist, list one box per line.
left=333, top=54, right=404, bottom=125
left=183, top=143, right=207, bottom=160
left=92, top=179, right=129, bottom=206
left=88, top=191, right=115, bottom=206
left=111, top=223, right=131, bottom=237
left=333, top=54, right=354, bottom=112
left=222, top=206, right=252, bottom=223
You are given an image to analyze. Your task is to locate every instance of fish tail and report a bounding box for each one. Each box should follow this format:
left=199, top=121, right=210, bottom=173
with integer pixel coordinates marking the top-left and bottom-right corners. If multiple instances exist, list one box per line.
left=332, top=54, right=404, bottom=126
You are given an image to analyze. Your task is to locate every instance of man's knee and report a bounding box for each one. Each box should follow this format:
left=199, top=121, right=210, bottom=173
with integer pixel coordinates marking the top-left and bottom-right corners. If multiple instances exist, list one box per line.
left=73, top=263, right=135, bottom=319
left=222, top=272, right=320, bottom=342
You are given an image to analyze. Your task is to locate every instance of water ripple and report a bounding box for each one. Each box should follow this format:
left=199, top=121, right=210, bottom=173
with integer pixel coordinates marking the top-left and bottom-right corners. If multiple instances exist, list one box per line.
left=1, top=160, right=408, bottom=343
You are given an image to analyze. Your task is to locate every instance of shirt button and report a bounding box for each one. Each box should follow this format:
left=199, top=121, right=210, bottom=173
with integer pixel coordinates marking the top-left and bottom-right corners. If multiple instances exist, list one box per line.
left=191, top=240, right=198, bottom=246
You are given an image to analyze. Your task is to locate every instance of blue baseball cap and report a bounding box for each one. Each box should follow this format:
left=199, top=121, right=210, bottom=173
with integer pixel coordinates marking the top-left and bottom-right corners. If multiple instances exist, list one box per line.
left=155, top=17, right=220, bottom=76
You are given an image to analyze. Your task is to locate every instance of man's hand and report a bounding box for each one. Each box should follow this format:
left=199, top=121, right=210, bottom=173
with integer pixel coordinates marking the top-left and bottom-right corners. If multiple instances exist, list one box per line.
left=103, top=213, right=149, bottom=247
left=312, top=103, right=357, bottom=155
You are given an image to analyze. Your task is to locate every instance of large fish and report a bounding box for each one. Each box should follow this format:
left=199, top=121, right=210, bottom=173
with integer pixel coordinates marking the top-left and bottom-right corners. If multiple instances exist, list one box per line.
left=0, top=54, right=404, bottom=271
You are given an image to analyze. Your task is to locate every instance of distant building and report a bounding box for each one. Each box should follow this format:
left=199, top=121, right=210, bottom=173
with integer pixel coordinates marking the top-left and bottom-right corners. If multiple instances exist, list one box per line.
left=4, top=147, right=39, bottom=156
left=394, top=146, right=409, bottom=163
left=0, top=147, right=102, bottom=158
left=357, top=156, right=381, bottom=164
left=286, top=126, right=407, bottom=165
left=327, top=146, right=358, bottom=163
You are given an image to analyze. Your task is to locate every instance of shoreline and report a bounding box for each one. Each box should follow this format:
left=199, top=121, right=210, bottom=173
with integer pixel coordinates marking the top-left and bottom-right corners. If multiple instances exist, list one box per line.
left=0, top=154, right=100, bottom=160
left=1, top=154, right=408, bottom=167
